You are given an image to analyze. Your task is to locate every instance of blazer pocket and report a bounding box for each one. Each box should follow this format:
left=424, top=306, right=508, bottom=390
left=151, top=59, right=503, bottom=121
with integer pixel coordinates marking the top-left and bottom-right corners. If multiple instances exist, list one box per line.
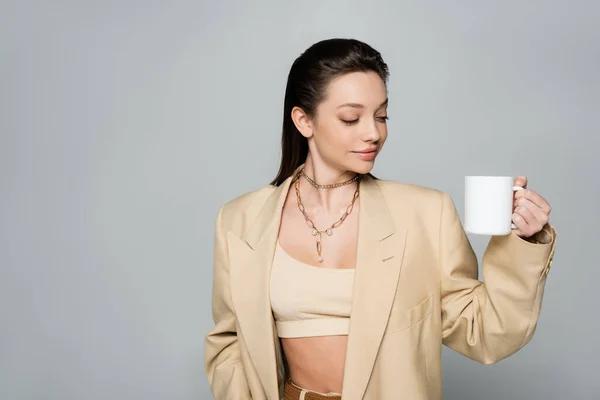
left=385, top=294, right=433, bottom=335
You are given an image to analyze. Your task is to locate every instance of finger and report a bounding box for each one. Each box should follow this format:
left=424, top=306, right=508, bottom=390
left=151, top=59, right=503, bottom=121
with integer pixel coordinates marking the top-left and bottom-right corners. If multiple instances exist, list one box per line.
left=511, top=212, right=527, bottom=237
left=514, top=189, right=552, bottom=215
left=514, top=197, right=550, bottom=226
left=514, top=204, right=547, bottom=238
left=514, top=175, right=528, bottom=189
left=514, top=203, right=538, bottom=226
left=511, top=226, right=525, bottom=237
left=512, top=210, right=535, bottom=237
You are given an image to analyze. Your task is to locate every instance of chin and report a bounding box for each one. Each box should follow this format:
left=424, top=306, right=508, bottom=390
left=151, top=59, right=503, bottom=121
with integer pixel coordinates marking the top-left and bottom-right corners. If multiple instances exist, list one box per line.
left=350, top=160, right=376, bottom=175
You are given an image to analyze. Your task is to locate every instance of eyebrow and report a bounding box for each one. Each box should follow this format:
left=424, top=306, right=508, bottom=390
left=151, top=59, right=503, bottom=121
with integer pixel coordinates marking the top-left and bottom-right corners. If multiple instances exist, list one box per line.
left=337, top=98, right=389, bottom=109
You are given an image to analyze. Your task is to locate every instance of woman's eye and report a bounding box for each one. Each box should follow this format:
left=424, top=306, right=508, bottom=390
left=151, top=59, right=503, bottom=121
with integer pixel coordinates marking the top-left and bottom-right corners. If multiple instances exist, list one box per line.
left=341, top=118, right=359, bottom=125
left=377, top=116, right=389, bottom=123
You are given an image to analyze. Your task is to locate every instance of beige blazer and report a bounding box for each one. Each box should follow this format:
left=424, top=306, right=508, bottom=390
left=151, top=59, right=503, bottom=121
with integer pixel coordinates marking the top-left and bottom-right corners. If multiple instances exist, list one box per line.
left=204, top=164, right=557, bottom=400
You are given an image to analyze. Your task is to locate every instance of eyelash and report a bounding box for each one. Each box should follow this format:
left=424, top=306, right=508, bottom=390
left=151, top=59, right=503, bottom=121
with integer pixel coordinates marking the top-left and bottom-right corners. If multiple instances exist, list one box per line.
left=341, top=116, right=389, bottom=125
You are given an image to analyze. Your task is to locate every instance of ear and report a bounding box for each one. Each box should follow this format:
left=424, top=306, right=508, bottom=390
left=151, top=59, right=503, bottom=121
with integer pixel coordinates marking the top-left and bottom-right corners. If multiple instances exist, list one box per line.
left=291, top=106, right=313, bottom=138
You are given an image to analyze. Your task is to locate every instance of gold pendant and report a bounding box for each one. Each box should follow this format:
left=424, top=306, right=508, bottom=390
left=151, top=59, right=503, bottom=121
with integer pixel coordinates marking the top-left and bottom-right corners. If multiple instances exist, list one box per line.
left=317, top=240, right=323, bottom=263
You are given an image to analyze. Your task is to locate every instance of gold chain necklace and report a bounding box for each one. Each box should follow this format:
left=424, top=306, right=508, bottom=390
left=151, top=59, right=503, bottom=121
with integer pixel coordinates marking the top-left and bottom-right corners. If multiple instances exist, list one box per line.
left=294, top=172, right=360, bottom=263
left=300, top=169, right=359, bottom=189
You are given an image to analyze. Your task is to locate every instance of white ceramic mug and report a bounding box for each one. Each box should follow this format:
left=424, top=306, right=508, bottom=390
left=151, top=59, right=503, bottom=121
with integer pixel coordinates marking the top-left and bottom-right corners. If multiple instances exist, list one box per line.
left=464, top=176, right=523, bottom=235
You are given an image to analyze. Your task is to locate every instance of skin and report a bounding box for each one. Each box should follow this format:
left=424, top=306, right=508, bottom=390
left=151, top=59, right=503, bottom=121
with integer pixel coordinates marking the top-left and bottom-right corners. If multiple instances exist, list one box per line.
left=275, top=71, right=551, bottom=394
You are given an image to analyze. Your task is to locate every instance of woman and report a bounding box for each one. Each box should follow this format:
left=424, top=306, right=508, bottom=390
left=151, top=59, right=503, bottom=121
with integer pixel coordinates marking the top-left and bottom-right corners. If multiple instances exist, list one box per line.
left=204, top=38, right=556, bottom=400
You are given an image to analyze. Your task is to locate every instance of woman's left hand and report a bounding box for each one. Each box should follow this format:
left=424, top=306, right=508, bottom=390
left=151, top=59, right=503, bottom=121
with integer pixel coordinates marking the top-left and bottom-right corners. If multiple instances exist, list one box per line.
left=512, top=175, right=552, bottom=238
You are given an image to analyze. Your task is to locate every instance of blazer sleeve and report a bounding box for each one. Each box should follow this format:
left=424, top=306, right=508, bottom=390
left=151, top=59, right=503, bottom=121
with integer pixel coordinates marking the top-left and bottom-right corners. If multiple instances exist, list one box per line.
left=204, top=205, right=251, bottom=399
left=439, top=192, right=557, bottom=364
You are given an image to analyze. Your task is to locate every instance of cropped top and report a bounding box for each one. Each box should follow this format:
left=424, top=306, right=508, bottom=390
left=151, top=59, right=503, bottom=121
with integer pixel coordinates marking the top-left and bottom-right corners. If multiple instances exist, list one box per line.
left=270, top=241, right=355, bottom=338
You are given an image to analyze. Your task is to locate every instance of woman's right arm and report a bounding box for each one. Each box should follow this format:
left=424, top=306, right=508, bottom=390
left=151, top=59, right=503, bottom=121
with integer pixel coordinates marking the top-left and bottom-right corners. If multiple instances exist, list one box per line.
left=204, top=205, right=251, bottom=399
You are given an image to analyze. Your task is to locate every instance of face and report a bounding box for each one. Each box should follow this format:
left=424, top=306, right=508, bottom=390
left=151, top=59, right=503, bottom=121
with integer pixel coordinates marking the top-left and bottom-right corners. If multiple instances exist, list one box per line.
left=293, top=71, right=389, bottom=175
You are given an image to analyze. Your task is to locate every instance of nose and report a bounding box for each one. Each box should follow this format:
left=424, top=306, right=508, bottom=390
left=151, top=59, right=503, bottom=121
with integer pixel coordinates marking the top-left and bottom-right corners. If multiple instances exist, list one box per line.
left=362, top=122, right=381, bottom=143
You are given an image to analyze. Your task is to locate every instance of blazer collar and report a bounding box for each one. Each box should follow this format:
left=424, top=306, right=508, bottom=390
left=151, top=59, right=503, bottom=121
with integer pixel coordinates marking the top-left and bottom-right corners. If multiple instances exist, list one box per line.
left=229, top=163, right=409, bottom=400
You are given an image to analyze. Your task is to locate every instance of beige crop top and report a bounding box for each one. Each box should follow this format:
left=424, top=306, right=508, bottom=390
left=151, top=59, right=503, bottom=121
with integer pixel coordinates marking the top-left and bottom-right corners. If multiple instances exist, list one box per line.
left=270, top=241, right=355, bottom=338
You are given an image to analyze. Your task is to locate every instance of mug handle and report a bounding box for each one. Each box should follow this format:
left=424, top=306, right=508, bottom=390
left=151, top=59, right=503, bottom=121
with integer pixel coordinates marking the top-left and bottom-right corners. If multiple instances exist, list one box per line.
left=510, top=186, right=524, bottom=229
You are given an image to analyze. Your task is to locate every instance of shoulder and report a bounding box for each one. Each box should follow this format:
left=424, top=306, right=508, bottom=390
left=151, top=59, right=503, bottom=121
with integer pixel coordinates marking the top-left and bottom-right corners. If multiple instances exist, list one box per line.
left=217, top=183, right=277, bottom=228
left=374, top=178, right=446, bottom=208
left=373, top=178, right=456, bottom=234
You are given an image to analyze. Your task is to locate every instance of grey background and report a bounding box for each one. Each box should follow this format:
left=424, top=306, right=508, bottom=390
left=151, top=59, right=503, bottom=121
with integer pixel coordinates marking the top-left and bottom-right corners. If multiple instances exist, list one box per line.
left=1, top=1, right=598, bottom=399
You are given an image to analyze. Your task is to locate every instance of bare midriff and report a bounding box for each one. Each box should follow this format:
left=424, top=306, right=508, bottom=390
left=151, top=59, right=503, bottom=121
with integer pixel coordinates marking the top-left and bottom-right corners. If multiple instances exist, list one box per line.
left=281, top=335, right=348, bottom=394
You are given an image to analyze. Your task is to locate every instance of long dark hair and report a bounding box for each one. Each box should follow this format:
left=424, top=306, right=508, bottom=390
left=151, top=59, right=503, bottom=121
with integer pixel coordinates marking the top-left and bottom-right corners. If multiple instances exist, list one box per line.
left=270, top=38, right=390, bottom=186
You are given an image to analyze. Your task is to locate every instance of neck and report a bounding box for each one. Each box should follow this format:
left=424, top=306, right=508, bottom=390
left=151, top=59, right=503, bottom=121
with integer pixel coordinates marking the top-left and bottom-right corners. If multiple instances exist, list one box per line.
left=298, top=156, right=360, bottom=214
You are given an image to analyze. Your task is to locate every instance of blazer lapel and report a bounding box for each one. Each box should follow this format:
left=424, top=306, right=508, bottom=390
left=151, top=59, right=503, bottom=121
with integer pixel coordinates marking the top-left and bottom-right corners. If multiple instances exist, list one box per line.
left=341, top=176, right=409, bottom=400
left=228, top=168, right=298, bottom=400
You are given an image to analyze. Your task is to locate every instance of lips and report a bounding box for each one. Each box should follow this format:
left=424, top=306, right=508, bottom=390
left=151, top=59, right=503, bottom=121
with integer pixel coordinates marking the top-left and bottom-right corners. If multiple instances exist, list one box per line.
left=353, top=148, right=378, bottom=161
left=354, top=148, right=378, bottom=154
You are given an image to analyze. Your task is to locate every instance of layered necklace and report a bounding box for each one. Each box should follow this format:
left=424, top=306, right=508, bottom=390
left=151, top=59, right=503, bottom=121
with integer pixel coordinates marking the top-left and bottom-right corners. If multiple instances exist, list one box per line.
left=294, top=168, right=360, bottom=263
